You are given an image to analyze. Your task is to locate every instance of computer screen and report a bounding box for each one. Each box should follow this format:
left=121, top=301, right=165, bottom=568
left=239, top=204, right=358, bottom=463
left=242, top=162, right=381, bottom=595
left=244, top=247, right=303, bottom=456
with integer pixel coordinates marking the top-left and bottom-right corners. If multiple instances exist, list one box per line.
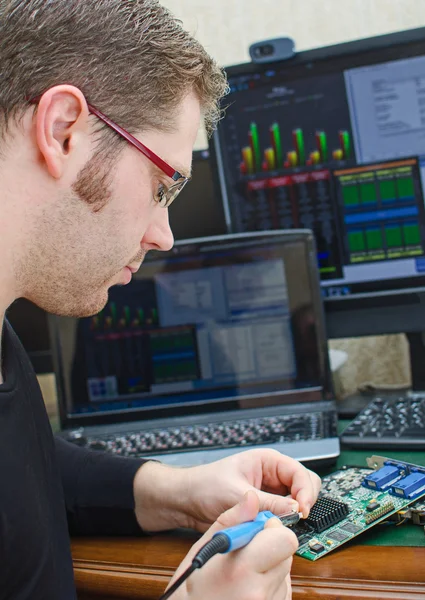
left=212, top=27, right=425, bottom=338
left=49, top=232, right=332, bottom=426
left=168, top=149, right=228, bottom=240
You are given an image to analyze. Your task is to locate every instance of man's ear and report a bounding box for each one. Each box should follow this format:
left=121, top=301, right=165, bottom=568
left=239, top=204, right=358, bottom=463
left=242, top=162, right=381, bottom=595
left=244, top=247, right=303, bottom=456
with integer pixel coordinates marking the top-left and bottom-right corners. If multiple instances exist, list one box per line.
left=35, top=85, right=90, bottom=179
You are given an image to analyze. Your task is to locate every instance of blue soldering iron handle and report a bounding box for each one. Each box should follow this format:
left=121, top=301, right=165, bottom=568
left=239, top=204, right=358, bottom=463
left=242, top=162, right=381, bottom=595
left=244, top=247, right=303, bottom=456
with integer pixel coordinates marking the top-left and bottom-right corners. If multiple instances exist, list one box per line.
left=213, top=510, right=276, bottom=553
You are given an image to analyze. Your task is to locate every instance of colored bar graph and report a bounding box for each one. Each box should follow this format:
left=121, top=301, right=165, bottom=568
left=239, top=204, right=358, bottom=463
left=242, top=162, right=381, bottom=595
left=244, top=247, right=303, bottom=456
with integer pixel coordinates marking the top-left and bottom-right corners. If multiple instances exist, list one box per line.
left=264, top=147, right=276, bottom=170
left=309, top=150, right=321, bottom=165
left=292, top=128, right=305, bottom=165
left=239, top=124, right=353, bottom=173
left=250, top=123, right=262, bottom=172
left=316, top=131, right=328, bottom=162
left=339, top=130, right=351, bottom=159
left=242, top=146, right=254, bottom=174
left=270, top=123, right=283, bottom=168
left=287, top=150, right=298, bottom=167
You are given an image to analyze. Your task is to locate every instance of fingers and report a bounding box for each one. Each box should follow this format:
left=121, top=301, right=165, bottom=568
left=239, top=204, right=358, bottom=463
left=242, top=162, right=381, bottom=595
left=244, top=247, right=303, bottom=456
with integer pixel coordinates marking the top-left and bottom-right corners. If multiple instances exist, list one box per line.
left=266, top=558, right=293, bottom=599
left=292, top=469, right=322, bottom=518
left=255, top=489, right=300, bottom=517
left=283, top=573, right=292, bottom=600
left=239, top=518, right=299, bottom=573
left=251, top=449, right=321, bottom=518
left=214, top=489, right=259, bottom=530
left=272, top=455, right=321, bottom=517
left=189, top=490, right=260, bottom=558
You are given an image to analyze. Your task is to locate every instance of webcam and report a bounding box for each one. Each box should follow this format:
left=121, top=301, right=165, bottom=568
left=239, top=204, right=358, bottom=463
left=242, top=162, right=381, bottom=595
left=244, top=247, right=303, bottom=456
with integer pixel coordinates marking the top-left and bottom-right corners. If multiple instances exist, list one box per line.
left=249, top=37, right=295, bottom=64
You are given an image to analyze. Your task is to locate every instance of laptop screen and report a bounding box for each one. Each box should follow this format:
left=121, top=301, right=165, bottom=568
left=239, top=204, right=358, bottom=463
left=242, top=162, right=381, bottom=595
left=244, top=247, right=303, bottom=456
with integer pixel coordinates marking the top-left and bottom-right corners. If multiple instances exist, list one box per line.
left=51, top=231, right=332, bottom=426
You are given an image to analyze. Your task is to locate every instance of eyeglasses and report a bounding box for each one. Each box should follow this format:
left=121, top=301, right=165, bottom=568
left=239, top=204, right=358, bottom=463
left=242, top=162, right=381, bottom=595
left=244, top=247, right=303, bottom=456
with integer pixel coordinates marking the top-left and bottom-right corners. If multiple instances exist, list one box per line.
left=87, top=104, right=190, bottom=208
left=30, top=96, right=191, bottom=208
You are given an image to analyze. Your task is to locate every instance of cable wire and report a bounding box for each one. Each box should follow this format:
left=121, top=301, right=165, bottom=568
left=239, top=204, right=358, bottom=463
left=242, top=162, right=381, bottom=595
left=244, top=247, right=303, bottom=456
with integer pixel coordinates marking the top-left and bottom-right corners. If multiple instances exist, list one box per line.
left=159, top=534, right=230, bottom=600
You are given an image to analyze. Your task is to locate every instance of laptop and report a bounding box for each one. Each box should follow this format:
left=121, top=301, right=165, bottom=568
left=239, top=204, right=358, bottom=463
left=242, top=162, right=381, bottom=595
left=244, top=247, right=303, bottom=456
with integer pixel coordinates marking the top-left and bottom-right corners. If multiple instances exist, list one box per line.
left=53, top=230, right=340, bottom=468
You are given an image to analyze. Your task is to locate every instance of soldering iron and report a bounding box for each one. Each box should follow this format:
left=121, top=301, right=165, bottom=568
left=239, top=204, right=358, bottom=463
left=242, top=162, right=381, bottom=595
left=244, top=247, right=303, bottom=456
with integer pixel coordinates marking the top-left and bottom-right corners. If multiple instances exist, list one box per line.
left=159, top=510, right=302, bottom=600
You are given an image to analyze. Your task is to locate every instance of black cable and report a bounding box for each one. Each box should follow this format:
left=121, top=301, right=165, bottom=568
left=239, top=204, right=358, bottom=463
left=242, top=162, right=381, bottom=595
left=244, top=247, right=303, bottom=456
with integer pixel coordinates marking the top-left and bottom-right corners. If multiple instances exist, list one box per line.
left=159, top=534, right=230, bottom=600
left=159, top=563, right=197, bottom=600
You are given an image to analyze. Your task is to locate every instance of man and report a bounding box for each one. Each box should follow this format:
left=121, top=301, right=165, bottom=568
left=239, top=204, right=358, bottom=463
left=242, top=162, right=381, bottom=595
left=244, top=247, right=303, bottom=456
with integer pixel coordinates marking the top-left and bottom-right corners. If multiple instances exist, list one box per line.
left=0, top=1, right=321, bottom=598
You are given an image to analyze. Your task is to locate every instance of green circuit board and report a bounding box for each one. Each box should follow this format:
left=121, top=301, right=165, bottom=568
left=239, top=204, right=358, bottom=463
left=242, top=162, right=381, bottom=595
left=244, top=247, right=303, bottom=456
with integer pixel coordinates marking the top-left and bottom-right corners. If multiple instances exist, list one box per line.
left=290, top=457, right=425, bottom=561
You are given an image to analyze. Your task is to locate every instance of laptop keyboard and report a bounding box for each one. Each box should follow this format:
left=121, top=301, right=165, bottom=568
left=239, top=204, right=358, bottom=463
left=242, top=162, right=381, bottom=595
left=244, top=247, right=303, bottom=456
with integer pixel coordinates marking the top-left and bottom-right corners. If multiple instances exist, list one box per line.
left=69, top=411, right=336, bottom=457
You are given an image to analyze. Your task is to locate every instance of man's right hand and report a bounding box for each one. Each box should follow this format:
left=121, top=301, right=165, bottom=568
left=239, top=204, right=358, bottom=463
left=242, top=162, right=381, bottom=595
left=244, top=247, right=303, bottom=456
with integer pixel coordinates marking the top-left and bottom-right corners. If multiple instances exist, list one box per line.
left=168, top=490, right=298, bottom=600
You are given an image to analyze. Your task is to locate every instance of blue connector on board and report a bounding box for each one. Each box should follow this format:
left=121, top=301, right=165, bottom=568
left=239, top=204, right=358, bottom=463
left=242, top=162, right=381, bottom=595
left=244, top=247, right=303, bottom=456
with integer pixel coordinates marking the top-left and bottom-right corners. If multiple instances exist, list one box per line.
left=391, top=472, right=425, bottom=499
left=363, top=465, right=401, bottom=491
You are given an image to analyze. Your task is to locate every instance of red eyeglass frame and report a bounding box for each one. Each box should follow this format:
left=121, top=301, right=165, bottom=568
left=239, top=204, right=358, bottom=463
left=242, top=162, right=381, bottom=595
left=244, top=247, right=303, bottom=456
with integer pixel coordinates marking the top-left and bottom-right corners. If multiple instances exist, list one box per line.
left=29, top=95, right=191, bottom=205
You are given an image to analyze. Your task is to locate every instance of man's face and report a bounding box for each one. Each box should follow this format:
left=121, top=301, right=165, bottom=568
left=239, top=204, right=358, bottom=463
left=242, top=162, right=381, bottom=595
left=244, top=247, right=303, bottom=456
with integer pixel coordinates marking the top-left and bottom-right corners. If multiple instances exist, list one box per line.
left=24, top=93, right=201, bottom=318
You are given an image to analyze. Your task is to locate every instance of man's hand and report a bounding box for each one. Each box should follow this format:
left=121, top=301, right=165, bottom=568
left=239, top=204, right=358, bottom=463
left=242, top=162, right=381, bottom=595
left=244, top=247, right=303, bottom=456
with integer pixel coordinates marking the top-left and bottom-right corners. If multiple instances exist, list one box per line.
left=134, top=449, right=321, bottom=532
left=167, top=490, right=297, bottom=600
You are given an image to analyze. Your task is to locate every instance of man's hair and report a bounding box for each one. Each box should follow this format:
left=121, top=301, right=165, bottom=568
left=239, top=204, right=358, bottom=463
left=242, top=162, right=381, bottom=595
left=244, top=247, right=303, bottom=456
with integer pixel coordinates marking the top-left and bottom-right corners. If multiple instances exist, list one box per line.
left=0, top=0, right=228, bottom=142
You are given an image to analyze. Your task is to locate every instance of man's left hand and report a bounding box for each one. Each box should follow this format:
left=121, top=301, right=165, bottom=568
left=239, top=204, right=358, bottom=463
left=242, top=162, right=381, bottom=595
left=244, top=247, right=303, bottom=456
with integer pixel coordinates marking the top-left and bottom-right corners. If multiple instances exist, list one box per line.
left=133, top=449, right=321, bottom=532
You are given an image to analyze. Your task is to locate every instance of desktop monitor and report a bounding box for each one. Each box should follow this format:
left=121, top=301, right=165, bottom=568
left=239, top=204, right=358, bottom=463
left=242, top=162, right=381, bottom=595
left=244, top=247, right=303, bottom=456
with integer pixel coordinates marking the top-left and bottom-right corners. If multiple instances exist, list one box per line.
left=168, top=149, right=228, bottom=240
left=211, top=27, right=425, bottom=368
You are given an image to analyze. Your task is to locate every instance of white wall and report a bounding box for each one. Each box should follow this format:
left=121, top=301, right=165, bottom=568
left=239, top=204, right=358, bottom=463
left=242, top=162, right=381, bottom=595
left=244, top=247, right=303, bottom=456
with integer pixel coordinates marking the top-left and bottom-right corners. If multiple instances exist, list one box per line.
left=162, top=0, right=424, bottom=66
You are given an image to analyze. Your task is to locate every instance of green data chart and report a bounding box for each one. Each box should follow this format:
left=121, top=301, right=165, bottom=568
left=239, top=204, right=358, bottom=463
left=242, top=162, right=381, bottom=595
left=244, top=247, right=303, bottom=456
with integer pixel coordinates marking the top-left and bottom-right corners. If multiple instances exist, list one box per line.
left=347, top=222, right=422, bottom=262
left=340, top=163, right=416, bottom=208
left=365, top=228, right=383, bottom=250
left=337, top=160, right=424, bottom=263
left=385, top=226, right=403, bottom=248
left=359, top=182, right=377, bottom=204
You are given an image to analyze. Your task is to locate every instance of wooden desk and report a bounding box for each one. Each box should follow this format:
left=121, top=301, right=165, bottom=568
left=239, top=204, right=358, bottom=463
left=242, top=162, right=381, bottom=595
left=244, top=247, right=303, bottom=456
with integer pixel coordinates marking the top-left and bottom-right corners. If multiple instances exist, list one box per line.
left=72, top=534, right=425, bottom=600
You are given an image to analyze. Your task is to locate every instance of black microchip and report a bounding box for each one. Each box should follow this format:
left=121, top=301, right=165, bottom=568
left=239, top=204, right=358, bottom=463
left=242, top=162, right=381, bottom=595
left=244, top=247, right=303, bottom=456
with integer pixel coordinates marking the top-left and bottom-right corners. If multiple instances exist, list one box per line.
left=366, top=501, right=380, bottom=512
left=290, top=521, right=315, bottom=545
left=309, top=542, right=325, bottom=553
left=327, top=529, right=350, bottom=542
left=340, top=522, right=362, bottom=534
left=306, top=496, right=350, bottom=533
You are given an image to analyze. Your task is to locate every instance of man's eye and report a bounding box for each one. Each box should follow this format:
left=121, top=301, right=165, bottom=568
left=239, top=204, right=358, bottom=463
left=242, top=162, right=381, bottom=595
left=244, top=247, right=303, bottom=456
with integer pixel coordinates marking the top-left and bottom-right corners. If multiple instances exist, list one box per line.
left=154, top=183, right=168, bottom=207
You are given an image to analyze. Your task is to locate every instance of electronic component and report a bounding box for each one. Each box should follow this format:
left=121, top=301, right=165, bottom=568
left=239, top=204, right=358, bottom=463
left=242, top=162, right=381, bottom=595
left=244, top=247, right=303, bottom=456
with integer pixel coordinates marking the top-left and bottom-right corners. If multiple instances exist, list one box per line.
left=308, top=540, right=325, bottom=553
left=391, top=472, right=425, bottom=499
left=306, top=497, right=350, bottom=533
left=293, top=457, right=425, bottom=562
left=362, top=465, right=401, bottom=491
left=340, top=522, right=362, bottom=534
left=364, top=500, right=394, bottom=524
left=366, top=500, right=380, bottom=512
left=290, top=521, right=314, bottom=546
left=326, top=529, right=350, bottom=542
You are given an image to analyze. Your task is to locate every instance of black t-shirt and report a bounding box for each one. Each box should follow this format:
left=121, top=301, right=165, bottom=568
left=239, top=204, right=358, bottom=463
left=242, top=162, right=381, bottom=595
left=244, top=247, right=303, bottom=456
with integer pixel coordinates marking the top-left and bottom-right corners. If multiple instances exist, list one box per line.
left=0, top=320, right=146, bottom=599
